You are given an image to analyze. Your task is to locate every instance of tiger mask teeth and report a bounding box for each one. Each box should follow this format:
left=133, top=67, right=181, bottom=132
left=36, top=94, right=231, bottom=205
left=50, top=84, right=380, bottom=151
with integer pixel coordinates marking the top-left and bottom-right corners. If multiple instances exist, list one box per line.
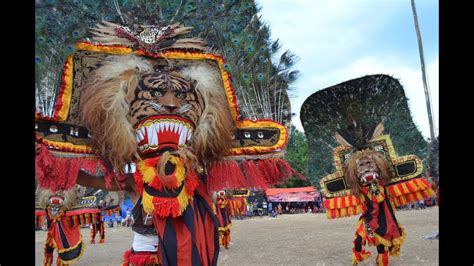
left=135, top=115, right=194, bottom=155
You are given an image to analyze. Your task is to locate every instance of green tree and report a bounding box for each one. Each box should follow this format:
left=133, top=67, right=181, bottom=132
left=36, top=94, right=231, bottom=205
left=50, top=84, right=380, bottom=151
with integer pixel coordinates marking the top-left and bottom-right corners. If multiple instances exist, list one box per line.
left=276, top=125, right=312, bottom=188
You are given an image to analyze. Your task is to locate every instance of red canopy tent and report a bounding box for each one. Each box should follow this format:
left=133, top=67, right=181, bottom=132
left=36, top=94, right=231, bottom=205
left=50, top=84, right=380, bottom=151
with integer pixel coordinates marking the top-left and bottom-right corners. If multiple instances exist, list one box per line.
left=265, top=186, right=320, bottom=202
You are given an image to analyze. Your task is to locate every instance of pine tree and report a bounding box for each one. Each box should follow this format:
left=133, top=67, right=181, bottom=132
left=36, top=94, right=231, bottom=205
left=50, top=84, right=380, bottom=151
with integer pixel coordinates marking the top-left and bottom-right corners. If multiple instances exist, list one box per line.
left=277, top=125, right=312, bottom=188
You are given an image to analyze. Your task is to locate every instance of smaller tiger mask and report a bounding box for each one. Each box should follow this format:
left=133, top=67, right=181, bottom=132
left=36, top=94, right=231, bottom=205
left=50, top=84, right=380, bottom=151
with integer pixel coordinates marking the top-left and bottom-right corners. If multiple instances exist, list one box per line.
left=38, top=188, right=78, bottom=219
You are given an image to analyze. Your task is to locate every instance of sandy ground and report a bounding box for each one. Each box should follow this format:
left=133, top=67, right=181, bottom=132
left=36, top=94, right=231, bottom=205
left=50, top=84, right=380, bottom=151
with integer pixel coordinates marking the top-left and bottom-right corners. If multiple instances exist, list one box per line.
left=35, top=207, right=438, bottom=265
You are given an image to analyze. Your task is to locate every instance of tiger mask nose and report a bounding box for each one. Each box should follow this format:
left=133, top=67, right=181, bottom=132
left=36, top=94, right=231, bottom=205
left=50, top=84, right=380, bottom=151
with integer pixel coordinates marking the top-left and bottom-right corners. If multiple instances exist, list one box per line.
left=163, top=105, right=178, bottom=113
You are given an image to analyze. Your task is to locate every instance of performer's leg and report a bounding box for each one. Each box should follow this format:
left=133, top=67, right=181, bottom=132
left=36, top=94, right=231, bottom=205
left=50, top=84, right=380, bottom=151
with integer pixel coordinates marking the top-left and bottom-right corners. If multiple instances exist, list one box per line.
left=99, top=221, right=105, bottom=243
left=375, top=245, right=389, bottom=266
left=90, top=223, right=96, bottom=243
left=223, top=231, right=230, bottom=249
left=352, top=232, right=371, bottom=265
left=43, top=239, right=54, bottom=266
left=389, top=243, right=401, bottom=257
left=219, top=231, right=224, bottom=247
left=354, top=234, right=363, bottom=252
left=56, top=256, right=67, bottom=266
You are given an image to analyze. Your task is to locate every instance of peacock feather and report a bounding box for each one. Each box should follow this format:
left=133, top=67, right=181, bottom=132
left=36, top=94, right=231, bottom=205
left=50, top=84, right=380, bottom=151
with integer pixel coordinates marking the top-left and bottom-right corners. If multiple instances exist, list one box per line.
left=300, top=74, right=428, bottom=185
left=35, top=0, right=299, bottom=125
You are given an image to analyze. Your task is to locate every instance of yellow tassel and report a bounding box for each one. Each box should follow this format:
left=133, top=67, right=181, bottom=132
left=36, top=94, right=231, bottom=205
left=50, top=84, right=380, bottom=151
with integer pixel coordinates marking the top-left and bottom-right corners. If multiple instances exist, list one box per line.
left=400, top=195, right=407, bottom=205
left=348, top=206, right=354, bottom=216
left=328, top=199, right=335, bottom=209
left=345, top=196, right=350, bottom=207
left=416, top=179, right=427, bottom=189
left=137, top=159, right=157, bottom=184
left=409, top=180, right=420, bottom=190
left=415, top=191, right=423, bottom=200
left=340, top=208, right=347, bottom=217
left=169, top=156, right=186, bottom=186
left=426, top=188, right=436, bottom=197
left=393, top=197, right=400, bottom=207
left=142, top=191, right=155, bottom=214
left=407, top=193, right=416, bottom=203
left=336, top=197, right=342, bottom=209
left=176, top=186, right=192, bottom=214
left=401, top=183, right=410, bottom=194
left=393, top=185, right=402, bottom=196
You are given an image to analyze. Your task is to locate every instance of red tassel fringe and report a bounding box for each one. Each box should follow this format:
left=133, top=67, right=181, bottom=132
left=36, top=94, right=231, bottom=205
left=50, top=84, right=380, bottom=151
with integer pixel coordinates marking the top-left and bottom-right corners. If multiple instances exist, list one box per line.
left=387, top=178, right=436, bottom=207
left=36, top=144, right=126, bottom=191
left=133, top=170, right=145, bottom=194
left=152, top=197, right=182, bottom=218
left=242, top=160, right=268, bottom=189
left=122, top=249, right=160, bottom=266
left=277, top=159, right=306, bottom=180
left=275, top=159, right=293, bottom=181
left=258, top=159, right=279, bottom=184
left=207, top=160, right=248, bottom=192
left=149, top=170, right=200, bottom=218
left=206, top=158, right=306, bottom=190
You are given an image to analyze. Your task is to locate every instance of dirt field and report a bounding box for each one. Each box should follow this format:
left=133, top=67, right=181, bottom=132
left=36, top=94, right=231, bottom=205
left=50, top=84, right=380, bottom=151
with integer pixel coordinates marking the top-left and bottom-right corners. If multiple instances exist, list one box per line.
left=35, top=207, right=438, bottom=265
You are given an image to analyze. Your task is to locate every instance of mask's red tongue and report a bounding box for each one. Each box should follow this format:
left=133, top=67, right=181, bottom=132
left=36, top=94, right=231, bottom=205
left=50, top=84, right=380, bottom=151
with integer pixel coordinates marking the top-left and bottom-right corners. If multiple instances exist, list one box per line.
left=361, top=173, right=379, bottom=184
left=365, top=174, right=377, bottom=181
left=135, top=115, right=194, bottom=158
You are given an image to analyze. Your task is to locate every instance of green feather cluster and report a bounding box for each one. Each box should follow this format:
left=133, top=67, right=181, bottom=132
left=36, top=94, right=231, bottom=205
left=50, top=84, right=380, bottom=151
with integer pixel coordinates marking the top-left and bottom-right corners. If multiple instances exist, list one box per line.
left=36, top=0, right=299, bottom=124
left=300, top=75, right=428, bottom=185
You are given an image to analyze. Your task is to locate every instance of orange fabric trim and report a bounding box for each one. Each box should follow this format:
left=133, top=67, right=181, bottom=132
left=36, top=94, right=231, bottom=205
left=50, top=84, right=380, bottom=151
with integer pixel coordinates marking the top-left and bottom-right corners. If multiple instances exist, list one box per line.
left=39, top=138, right=93, bottom=154
left=36, top=56, right=74, bottom=121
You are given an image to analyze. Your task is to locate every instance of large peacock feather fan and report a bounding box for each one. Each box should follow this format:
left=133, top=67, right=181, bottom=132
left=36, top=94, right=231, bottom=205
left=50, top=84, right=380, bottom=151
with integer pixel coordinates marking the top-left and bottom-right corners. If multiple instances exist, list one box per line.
left=35, top=0, right=299, bottom=124
left=300, top=74, right=428, bottom=185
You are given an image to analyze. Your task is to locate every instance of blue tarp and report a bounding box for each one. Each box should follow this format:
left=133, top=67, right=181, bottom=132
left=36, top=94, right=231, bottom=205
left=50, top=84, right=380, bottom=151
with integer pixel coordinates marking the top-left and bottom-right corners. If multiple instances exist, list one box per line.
left=103, top=198, right=134, bottom=221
